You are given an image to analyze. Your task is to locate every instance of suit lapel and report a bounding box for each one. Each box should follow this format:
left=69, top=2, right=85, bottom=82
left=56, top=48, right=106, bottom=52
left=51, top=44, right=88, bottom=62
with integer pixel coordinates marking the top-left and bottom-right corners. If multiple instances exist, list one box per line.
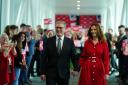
left=53, top=36, right=58, bottom=54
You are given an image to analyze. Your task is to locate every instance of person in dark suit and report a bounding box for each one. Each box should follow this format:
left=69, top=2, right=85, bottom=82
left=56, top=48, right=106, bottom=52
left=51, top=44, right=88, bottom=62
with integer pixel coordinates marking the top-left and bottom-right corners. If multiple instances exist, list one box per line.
left=40, top=21, right=80, bottom=85
left=115, top=25, right=126, bottom=84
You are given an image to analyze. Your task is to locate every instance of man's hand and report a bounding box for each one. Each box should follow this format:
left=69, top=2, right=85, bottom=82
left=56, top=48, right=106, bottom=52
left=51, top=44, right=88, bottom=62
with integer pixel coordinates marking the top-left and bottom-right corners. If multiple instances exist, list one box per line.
left=40, top=74, right=46, bottom=80
left=71, top=70, right=79, bottom=77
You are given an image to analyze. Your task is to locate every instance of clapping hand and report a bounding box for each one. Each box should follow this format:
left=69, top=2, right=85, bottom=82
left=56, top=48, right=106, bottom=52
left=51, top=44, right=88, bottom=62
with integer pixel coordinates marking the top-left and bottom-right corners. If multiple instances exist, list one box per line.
left=40, top=74, right=46, bottom=80
left=105, top=74, right=109, bottom=80
left=12, top=41, right=17, bottom=48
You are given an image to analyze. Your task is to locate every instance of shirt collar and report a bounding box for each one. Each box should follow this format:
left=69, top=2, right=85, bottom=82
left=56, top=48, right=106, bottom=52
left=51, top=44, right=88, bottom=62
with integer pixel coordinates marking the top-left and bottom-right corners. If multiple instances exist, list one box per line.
left=56, top=35, right=64, bottom=40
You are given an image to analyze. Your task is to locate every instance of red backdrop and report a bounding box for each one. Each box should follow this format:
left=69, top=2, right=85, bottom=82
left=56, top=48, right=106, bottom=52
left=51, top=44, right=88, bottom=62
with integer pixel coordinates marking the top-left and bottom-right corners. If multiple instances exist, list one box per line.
left=55, top=15, right=101, bottom=28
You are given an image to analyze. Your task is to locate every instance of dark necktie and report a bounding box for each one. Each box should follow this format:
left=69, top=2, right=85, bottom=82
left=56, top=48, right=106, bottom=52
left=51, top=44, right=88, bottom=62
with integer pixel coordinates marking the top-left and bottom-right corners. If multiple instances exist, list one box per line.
left=57, top=38, right=61, bottom=54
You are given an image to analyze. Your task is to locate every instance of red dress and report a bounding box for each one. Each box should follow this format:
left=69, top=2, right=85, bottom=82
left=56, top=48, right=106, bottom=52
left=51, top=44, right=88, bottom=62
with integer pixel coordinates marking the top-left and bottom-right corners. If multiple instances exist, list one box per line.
left=8, top=50, right=15, bottom=85
left=0, top=52, right=9, bottom=85
left=78, top=39, right=110, bottom=85
left=0, top=50, right=15, bottom=85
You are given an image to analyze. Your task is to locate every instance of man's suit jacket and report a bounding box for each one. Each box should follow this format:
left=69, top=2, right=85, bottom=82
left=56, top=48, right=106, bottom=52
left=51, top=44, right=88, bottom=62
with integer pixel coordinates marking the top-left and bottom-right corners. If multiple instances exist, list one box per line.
left=116, top=35, right=127, bottom=57
left=41, top=36, right=80, bottom=79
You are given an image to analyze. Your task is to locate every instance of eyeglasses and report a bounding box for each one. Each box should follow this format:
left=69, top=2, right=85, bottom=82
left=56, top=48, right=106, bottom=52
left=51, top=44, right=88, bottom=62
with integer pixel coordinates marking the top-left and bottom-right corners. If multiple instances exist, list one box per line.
left=56, top=27, right=64, bottom=29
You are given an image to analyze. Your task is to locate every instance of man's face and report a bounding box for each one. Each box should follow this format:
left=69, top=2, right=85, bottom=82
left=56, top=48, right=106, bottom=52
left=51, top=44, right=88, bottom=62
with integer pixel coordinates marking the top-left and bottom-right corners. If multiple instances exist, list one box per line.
left=10, top=29, right=18, bottom=37
left=119, top=27, right=125, bottom=35
left=126, top=31, right=128, bottom=36
left=108, top=29, right=113, bottom=34
left=55, top=23, right=65, bottom=37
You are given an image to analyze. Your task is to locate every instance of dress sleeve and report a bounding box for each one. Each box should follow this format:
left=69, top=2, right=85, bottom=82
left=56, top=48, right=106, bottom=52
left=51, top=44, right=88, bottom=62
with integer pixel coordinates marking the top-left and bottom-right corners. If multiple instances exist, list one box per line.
left=103, top=42, right=110, bottom=75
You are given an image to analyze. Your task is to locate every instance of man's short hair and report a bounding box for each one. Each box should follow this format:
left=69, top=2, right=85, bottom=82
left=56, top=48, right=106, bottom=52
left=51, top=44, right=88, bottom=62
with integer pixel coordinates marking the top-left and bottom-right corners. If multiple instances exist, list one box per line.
left=55, top=21, right=66, bottom=28
left=44, top=29, right=48, bottom=32
left=20, top=23, right=26, bottom=28
left=10, top=25, right=18, bottom=30
left=118, top=25, right=125, bottom=29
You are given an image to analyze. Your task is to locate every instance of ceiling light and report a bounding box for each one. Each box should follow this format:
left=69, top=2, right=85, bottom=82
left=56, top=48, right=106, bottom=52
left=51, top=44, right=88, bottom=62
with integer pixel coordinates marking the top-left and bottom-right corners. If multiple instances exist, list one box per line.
left=77, top=7, right=80, bottom=10
left=77, top=1, right=80, bottom=3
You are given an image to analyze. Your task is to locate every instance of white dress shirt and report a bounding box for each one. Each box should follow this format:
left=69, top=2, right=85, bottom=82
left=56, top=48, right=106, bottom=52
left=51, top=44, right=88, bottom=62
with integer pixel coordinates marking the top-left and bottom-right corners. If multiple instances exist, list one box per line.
left=56, top=35, right=64, bottom=49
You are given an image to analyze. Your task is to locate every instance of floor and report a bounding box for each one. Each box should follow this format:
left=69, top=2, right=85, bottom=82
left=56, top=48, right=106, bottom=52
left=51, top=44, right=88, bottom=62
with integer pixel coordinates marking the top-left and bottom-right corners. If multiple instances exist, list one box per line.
left=30, top=71, right=119, bottom=85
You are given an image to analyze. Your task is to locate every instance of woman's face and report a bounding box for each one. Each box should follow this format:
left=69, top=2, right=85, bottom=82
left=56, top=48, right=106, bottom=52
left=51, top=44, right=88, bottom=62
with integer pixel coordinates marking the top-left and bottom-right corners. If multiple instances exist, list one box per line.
left=48, top=31, right=54, bottom=38
left=118, top=27, right=125, bottom=35
left=32, top=30, right=37, bottom=36
left=90, top=25, right=98, bottom=38
left=65, top=31, right=72, bottom=39
left=21, top=34, right=25, bottom=42
left=1, top=34, right=9, bottom=45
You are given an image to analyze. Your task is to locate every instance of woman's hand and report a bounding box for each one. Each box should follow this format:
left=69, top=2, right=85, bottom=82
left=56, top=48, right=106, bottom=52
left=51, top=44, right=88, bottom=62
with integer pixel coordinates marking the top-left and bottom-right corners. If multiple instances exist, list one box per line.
left=105, top=74, right=109, bottom=80
left=40, top=74, right=46, bottom=80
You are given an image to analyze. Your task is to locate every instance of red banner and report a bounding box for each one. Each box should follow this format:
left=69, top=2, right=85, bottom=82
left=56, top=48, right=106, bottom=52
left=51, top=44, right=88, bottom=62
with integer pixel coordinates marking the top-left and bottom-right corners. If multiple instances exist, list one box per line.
left=44, top=18, right=52, bottom=24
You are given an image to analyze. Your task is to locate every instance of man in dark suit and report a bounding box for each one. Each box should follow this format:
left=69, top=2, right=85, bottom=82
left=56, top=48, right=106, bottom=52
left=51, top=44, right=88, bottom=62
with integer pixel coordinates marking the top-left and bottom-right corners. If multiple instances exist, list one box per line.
left=115, top=25, right=127, bottom=84
left=40, top=21, right=80, bottom=85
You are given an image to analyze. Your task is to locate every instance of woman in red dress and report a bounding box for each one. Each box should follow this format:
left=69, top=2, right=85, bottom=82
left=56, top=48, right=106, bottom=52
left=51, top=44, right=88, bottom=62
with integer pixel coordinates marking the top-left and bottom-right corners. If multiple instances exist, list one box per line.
left=0, top=34, right=17, bottom=85
left=78, top=23, right=110, bottom=85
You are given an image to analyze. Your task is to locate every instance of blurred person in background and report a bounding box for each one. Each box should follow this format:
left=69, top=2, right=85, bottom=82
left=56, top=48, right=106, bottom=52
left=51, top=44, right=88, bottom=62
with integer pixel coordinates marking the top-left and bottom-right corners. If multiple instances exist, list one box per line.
left=20, top=23, right=26, bottom=32
left=115, top=25, right=126, bottom=83
left=13, top=32, right=27, bottom=85
left=47, top=30, right=55, bottom=38
left=119, top=27, right=128, bottom=85
left=4, top=25, right=18, bottom=40
left=105, top=28, right=115, bottom=74
left=29, top=30, right=43, bottom=77
left=64, top=29, right=73, bottom=39
left=0, top=33, right=17, bottom=85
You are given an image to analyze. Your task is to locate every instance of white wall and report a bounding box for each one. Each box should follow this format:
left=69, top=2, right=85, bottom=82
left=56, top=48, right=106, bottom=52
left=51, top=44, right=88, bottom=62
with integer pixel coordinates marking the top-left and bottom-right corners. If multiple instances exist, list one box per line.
left=1, top=0, right=55, bottom=33
left=101, top=0, right=127, bottom=35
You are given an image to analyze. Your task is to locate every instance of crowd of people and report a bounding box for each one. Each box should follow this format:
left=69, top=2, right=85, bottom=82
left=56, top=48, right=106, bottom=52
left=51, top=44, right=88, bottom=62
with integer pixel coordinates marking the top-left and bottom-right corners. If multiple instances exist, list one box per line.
left=0, top=21, right=128, bottom=85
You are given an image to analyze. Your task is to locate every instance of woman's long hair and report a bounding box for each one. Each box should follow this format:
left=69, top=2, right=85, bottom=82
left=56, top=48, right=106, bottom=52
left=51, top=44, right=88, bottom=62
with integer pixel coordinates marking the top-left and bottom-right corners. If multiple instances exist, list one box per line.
left=16, top=32, right=26, bottom=52
left=88, top=23, right=106, bottom=42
